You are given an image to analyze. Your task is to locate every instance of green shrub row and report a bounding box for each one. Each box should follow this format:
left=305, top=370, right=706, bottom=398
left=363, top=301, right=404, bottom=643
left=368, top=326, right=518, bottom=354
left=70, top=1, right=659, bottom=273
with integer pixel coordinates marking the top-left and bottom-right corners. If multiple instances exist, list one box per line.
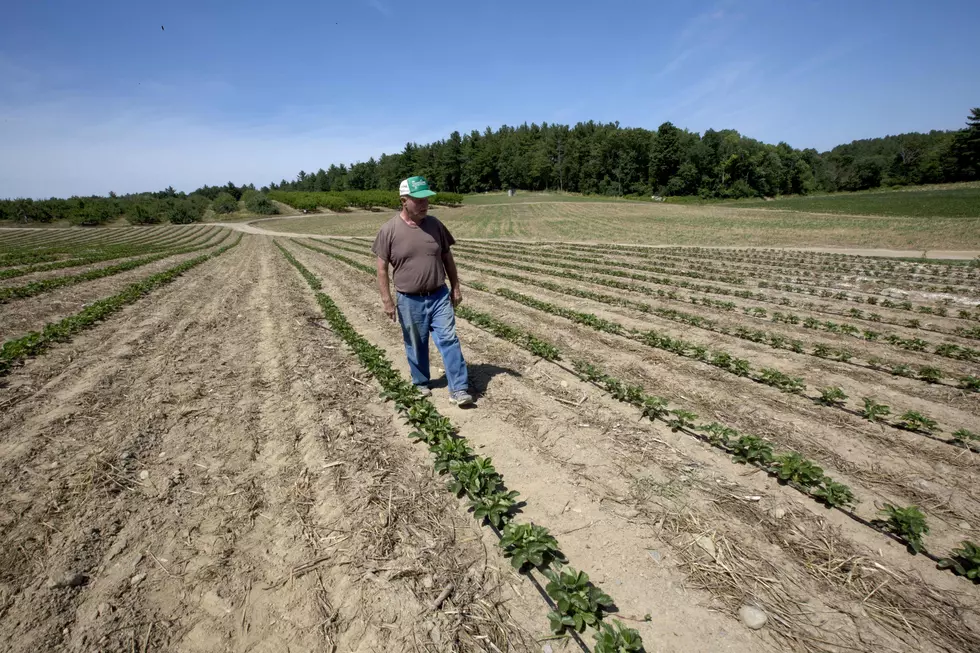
left=269, top=190, right=464, bottom=213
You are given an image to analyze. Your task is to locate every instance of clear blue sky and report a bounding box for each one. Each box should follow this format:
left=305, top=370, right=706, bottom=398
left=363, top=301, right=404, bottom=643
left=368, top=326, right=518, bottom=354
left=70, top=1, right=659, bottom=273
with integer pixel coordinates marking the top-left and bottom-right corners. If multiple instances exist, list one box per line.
left=2, top=0, right=977, bottom=198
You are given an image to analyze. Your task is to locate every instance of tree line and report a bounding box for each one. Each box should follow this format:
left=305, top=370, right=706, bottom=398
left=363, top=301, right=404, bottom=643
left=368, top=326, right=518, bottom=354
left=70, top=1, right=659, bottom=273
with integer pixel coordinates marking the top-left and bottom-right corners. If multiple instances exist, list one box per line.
left=267, top=108, right=980, bottom=199
left=0, top=182, right=278, bottom=225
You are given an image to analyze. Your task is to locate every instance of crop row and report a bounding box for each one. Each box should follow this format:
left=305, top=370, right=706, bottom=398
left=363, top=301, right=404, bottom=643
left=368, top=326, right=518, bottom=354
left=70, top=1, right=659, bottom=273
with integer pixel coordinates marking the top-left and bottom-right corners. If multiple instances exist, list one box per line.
left=463, top=241, right=980, bottom=337
left=0, top=225, right=208, bottom=258
left=0, top=228, right=229, bottom=282
left=275, top=240, right=645, bottom=651
left=446, top=246, right=980, bottom=383
left=554, top=243, right=979, bottom=288
left=574, top=243, right=980, bottom=281
left=455, top=242, right=980, bottom=338
left=311, top=237, right=977, bottom=453
left=0, top=226, right=218, bottom=269
left=489, top=263, right=975, bottom=388
left=0, top=233, right=242, bottom=375
left=0, top=231, right=234, bottom=303
left=464, top=241, right=977, bottom=321
left=301, top=239, right=980, bottom=583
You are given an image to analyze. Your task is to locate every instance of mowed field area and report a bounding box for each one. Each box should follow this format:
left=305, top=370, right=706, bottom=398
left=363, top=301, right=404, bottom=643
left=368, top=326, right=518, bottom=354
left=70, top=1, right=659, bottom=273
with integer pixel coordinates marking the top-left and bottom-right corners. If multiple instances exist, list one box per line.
left=255, top=184, right=980, bottom=251
left=1, top=203, right=980, bottom=652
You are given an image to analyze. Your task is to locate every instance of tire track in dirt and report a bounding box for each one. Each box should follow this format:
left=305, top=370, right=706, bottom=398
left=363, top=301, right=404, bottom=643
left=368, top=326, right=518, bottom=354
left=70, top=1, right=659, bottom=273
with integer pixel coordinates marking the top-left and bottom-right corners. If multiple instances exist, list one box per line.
left=0, top=237, right=538, bottom=652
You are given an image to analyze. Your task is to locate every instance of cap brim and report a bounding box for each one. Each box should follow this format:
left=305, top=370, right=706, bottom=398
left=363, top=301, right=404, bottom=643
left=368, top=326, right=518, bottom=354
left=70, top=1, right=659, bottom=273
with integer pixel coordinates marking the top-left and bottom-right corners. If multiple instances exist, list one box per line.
left=408, top=190, right=437, bottom=198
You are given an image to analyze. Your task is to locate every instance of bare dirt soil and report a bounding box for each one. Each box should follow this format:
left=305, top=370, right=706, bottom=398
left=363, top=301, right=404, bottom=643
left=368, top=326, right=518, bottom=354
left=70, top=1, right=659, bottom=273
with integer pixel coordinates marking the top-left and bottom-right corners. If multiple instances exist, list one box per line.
left=3, top=230, right=979, bottom=653
left=0, top=237, right=541, bottom=652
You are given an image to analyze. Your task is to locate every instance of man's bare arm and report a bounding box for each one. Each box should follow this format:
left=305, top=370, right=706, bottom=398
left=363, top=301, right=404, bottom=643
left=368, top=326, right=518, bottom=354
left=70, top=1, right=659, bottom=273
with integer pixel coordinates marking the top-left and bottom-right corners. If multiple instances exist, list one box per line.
left=377, top=257, right=396, bottom=321
left=443, top=250, right=462, bottom=307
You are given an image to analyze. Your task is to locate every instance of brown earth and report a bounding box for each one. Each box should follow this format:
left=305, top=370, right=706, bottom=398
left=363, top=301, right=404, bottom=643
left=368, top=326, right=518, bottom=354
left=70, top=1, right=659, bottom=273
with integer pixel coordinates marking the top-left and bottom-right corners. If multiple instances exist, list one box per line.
left=0, top=237, right=541, bottom=652
left=282, top=238, right=980, bottom=653
left=3, top=230, right=979, bottom=653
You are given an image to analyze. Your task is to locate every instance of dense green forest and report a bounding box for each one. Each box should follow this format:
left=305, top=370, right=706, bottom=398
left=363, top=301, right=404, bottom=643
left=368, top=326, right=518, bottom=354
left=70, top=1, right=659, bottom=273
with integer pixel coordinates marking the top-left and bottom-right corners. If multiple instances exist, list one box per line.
left=2, top=108, right=978, bottom=224
left=268, top=108, right=980, bottom=199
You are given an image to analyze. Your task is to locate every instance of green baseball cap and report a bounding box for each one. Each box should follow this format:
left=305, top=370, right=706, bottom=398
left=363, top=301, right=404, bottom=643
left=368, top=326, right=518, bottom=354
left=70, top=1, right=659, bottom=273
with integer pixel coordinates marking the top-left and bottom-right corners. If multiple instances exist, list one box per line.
left=399, top=176, right=437, bottom=198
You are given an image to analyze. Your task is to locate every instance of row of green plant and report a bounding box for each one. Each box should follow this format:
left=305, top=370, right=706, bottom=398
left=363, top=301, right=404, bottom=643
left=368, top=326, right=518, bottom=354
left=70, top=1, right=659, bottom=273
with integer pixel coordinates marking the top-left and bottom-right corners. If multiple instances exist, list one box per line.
left=0, top=228, right=229, bottom=282
left=449, top=247, right=978, bottom=390
left=461, top=242, right=746, bottom=286
left=268, top=189, right=464, bottom=212
left=0, top=224, right=218, bottom=264
left=273, top=240, right=644, bottom=651
left=313, top=238, right=979, bottom=456
left=453, top=243, right=980, bottom=341
left=572, top=243, right=979, bottom=282
left=572, top=360, right=980, bottom=569
left=0, top=231, right=234, bottom=303
left=486, top=285, right=973, bottom=449
left=457, top=242, right=980, bottom=328
left=304, top=237, right=980, bottom=582
left=0, top=234, right=243, bottom=376
left=557, top=243, right=978, bottom=291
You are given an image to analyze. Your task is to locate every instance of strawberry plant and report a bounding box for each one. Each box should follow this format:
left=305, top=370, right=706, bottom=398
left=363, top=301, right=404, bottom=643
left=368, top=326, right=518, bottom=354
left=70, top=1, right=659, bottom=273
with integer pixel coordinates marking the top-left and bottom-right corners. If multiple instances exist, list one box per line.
left=500, top=523, right=566, bottom=571
left=917, top=366, right=943, bottom=383
left=938, top=541, right=980, bottom=581
left=543, top=566, right=614, bottom=634
left=593, top=620, right=644, bottom=653
left=812, top=480, right=857, bottom=509
left=952, top=429, right=978, bottom=445
left=448, top=457, right=502, bottom=498
left=817, top=386, right=848, bottom=407
left=960, top=375, right=980, bottom=391
left=773, top=453, right=824, bottom=488
left=731, top=435, right=774, bottom=466
left=876, top=504, right=929, bottom=554
left=640, top=396, right=669, bottom=420
left=861, top=398, right=891, bottom=422
left=470, top=489, right=520, bottom=528
left=896, top=411, right=939, bottom=434
left=430, top=438, right=474, bottom=473
left=701, top=422, right=738, bottom=447
left=668, top=409, right=697, bottom=432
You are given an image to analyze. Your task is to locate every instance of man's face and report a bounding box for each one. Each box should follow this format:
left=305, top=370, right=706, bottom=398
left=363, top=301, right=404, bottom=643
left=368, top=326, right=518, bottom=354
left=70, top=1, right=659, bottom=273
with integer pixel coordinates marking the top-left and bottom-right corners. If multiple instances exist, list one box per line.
left=402, top=195, right=428, bottom=218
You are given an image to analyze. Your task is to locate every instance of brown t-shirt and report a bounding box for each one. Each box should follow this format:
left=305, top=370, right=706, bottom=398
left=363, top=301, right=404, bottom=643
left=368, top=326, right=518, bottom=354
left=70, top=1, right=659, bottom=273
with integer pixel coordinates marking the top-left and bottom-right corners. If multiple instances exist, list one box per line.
left=371, top=214, right=456, bottom=294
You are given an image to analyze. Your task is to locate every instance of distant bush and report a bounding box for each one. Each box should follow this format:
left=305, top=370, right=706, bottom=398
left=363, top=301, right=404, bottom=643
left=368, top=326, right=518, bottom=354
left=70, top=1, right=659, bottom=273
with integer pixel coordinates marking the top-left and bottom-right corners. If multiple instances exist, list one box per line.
left=242, top=190, right=279, bottom=215
left=67, top=198, right=117, bottom=226
left=431, top=192, right=464, bottom=206
left=127, top=203, right=161, bottom=224
left=165, top=199, right=204, bottom=224
left=269, top=190, right=464, bottom=212
left=212, top=192, right=239, bottom=214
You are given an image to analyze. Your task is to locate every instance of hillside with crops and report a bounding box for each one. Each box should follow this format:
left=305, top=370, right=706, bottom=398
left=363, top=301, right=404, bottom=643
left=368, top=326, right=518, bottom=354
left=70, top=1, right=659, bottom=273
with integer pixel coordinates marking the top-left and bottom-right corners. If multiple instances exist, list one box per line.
left=1, top=217, right=979, bottom=652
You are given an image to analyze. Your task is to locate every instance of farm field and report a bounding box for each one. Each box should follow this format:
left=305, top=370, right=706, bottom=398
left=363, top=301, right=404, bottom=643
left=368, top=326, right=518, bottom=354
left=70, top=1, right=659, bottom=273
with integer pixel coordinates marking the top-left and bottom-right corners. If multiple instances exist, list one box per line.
left=732, top=183, right=980, bottom=218
left=254, top=196, right=980, bottom=250
left=1, top=224, right=979, bottom=653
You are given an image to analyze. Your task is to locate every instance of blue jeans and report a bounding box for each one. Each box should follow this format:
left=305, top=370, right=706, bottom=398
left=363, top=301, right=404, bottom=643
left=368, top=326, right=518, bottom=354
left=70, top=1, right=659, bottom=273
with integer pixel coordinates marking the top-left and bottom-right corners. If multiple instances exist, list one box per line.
left=396, top=286, right=469, bottom=392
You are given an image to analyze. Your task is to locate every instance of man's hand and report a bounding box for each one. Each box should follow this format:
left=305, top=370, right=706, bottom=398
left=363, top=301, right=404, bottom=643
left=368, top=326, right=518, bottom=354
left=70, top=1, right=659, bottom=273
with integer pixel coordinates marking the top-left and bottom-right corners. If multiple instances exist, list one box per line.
left=383, top=298, right=396, bottom=322
left=451, top=286, right=463, bottom=307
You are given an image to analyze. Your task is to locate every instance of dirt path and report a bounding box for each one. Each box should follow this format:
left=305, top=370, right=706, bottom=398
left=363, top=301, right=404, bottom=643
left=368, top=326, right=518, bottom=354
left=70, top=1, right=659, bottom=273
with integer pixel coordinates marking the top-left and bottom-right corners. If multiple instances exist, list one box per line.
left=0, top=237, right=539, bottom=652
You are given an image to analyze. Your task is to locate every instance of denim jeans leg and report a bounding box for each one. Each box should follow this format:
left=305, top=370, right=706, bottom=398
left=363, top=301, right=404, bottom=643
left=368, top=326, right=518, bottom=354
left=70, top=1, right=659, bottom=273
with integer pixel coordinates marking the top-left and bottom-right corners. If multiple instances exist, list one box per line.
left=429, top=289, right=469, bottom=392
left=396, top=293, right=431, bottom=386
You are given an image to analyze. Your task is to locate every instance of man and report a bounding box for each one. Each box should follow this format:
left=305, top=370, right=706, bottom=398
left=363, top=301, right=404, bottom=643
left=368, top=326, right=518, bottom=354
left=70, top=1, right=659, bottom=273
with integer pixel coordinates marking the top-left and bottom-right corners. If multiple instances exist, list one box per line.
left=372, top=176, right=473, bottom=406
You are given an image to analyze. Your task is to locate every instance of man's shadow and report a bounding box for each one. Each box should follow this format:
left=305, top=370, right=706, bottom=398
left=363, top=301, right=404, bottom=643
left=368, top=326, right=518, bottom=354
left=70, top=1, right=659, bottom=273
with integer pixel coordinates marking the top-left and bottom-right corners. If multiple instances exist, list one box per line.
left=428, top=362, right=520, bottom=401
